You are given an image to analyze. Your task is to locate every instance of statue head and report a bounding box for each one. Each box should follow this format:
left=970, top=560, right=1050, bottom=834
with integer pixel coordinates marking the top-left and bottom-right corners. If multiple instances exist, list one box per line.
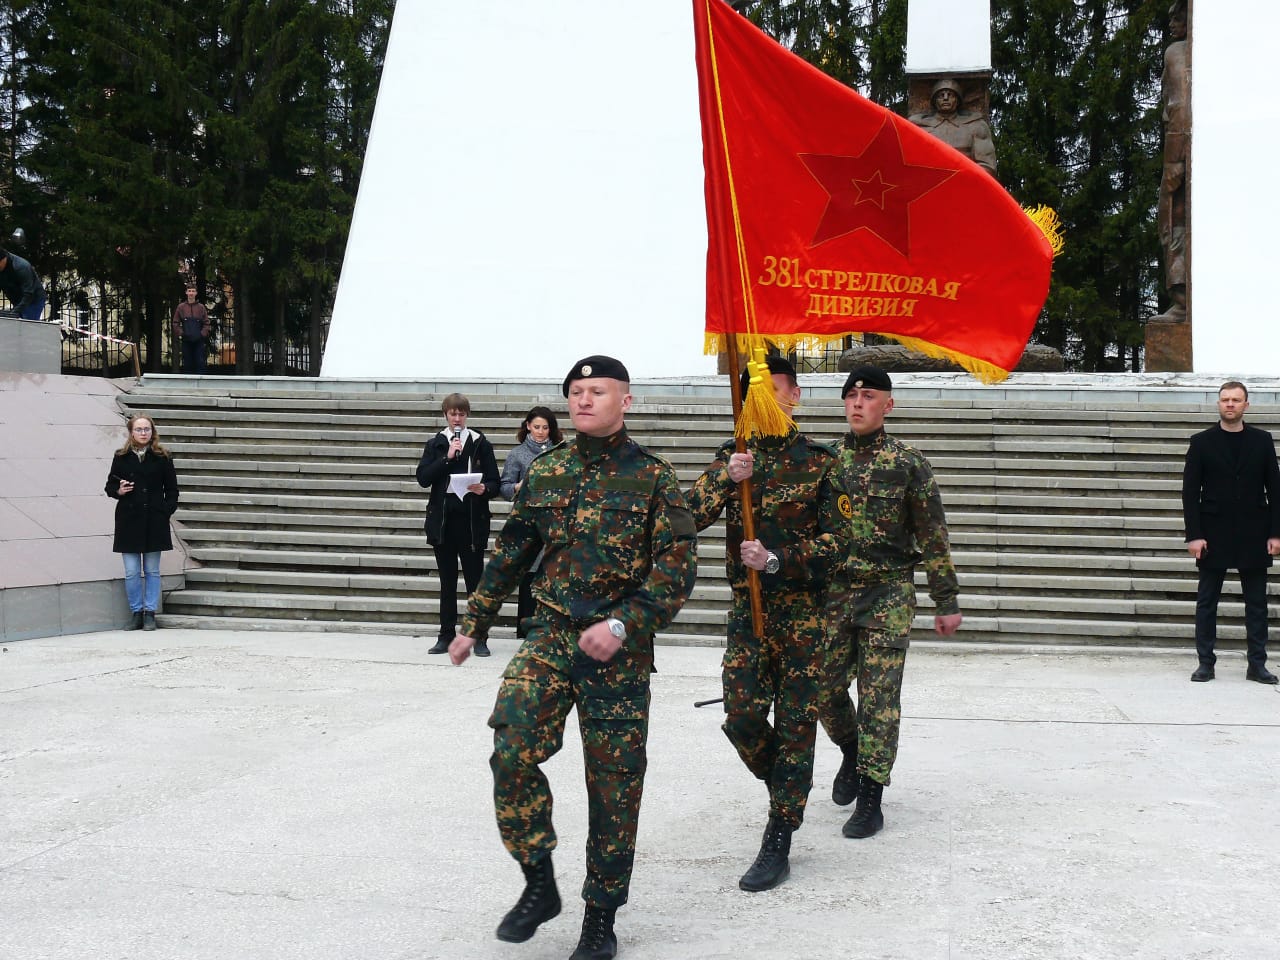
left=930, top=78, right=962, bottom=116
left=1168, top=0, right=1187, bottom=38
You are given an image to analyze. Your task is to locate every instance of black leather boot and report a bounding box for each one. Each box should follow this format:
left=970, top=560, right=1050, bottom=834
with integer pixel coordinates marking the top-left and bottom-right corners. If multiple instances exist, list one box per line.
left=496, top=855, right=561, bottom=943
left=831, top=741, right=858, bottom=806
left=142, top=611, right=157, bottom=631
left=569, top=905, right=617, bottom=960
left=738, top=816, right=793, bottom=892
left=127, top=611, right=144, bottom=631
left=842, top=775, right=885, bottom=839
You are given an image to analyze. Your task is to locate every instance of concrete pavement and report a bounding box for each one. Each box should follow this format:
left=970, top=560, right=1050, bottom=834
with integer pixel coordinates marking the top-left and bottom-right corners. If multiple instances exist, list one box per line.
left=3, top=630, right=1279, bottom=960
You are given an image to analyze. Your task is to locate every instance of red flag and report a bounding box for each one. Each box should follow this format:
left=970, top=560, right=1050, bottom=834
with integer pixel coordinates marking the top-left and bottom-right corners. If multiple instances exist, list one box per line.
left=694, top=0, right=1056, bottom=383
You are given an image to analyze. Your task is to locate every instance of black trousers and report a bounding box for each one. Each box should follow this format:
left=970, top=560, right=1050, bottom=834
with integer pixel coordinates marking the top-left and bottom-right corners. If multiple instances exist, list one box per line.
left=433, top=540, right=484, bottom=640
left=1195, top=567, right=1269, bottom=669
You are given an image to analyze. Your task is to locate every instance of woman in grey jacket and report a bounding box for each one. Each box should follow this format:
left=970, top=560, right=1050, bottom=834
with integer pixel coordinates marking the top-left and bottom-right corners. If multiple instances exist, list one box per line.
left=499, top=406, right=564, bottom=636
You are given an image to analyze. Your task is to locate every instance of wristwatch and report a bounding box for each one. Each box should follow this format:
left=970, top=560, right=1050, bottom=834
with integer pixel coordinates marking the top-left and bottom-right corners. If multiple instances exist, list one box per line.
left=605, top=617, right=627, bottom=641
left=764, top=551, right=780, bottom=575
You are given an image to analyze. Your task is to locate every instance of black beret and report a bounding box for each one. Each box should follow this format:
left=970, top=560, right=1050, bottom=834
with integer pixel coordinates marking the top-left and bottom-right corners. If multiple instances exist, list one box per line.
left=562, top=355, right=631, bottom=397
left=739, top=355, right=797, bottom=396
left=840, top=364, right=893, bottom=398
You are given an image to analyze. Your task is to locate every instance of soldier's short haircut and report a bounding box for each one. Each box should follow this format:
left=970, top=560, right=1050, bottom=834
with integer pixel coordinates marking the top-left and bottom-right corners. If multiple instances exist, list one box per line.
left=1219, top=380, right=1248, bottom=400
left=441, top=392, right=470, bottom=414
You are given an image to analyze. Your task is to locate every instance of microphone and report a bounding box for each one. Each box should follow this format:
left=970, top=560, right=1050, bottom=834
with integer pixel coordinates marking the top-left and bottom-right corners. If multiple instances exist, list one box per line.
left=453, top=426, right=463, bottom=443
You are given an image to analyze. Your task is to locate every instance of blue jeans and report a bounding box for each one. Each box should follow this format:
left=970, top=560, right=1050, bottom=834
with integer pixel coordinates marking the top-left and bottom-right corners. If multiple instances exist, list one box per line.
left=122, top=552, right=163, bottom=612
left=17, top=295, right=47, bottom=321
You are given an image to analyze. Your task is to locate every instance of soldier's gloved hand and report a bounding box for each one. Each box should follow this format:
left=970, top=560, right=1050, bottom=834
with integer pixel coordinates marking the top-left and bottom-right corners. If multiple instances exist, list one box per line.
left=727, top=452, right=754, bottom=483
left=449, top=633, right=475, bottom=665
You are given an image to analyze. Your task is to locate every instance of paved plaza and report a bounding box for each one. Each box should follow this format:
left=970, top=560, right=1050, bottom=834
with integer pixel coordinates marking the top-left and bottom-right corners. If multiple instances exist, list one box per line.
left=3, top=629, right=1279, bottom=960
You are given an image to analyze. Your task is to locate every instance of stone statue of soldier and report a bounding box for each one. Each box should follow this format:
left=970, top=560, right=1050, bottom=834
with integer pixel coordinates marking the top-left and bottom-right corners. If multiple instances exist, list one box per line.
left=908, top=78, right=997, bottom=176
left=1154, top=0, right=1189, bottom=323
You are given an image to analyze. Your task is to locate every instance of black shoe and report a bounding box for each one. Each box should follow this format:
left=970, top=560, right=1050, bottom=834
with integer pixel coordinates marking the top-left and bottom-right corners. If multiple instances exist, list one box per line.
left=496, top=856, right=560, bottom=943
left=569, top=905, right=617, bottom=960
left=832, top=742, right=858, bottom=806
left=474, top=639, right=491, bottom=658
left=842, top=775, right=885, bottom=839
left=427, top=639, right=450, bottom=655
left=1246, top=666, right=1279, bottom=685
left=1190, top=664, right=1215, bottom=682
left=127, top=611, right=144, bottom=631
left=142, top=611, right=157, bottom=631
left=738, top=816, right=793, bottom=892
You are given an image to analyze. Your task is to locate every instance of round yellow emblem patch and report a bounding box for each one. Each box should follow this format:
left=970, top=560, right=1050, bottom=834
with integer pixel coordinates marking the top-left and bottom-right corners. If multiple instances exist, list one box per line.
left=837, top=494, right=853, bottom=518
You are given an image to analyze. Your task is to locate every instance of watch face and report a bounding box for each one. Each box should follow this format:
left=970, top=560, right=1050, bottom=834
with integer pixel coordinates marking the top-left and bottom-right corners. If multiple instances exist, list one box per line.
left=765, top=555, right=780, bottom=574
left=608, top=619, right=625, bottom=638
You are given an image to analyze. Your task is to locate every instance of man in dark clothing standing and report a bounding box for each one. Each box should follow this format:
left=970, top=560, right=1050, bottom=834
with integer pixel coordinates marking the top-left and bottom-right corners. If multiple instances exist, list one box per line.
left=0, top=248, right=47, bottom=321
left=416, top=392, right=500, bottom=656
left=171, top=286, right=211, bottom=374
left=1182, top=380, right=1280, bottom=683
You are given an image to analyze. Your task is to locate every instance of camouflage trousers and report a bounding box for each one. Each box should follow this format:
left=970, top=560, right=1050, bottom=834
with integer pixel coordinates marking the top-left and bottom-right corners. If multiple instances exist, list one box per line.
left=817, top=581, right=914, bottom=786
left=487, top=608, right=652, bottom=909
left=722, top=590, right=825, bottom=828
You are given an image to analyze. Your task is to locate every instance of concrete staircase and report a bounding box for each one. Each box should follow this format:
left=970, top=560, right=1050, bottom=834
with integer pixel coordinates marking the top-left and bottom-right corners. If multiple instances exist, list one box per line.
left=118, top=375, right=1280, bottom=648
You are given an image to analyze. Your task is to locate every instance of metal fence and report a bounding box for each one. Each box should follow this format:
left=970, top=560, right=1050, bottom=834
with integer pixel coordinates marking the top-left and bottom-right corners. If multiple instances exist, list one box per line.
left=4, top=281, right=328, bottom=378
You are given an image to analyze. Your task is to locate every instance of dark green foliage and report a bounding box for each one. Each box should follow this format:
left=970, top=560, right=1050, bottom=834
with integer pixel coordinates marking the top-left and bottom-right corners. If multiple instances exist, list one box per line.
left=1, top=0, right=392, bottom=372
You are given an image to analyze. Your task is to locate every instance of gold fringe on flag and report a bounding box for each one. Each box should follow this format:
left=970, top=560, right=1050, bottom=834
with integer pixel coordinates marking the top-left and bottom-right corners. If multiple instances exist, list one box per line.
left=1023, top=204, right=1066, bottom=257
left=705, top=331, right=1015, bottom=387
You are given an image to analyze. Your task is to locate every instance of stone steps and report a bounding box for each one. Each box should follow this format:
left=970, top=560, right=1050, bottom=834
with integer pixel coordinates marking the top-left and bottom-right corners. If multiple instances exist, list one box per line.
left=119, top=376, right=1280, bottom=647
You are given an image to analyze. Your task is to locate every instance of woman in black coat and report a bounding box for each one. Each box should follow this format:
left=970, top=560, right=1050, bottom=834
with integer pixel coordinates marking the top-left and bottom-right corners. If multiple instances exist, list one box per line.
left=104, top=414, right=180, bottom=630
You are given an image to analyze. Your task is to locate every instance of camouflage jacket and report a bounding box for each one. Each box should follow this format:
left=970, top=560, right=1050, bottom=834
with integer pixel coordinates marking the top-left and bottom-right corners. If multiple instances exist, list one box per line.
left=686, top=429, right=838, bottom=594
left=820, top=428, right=960, bottom=614
left=459, top=428, right=697, bottom=645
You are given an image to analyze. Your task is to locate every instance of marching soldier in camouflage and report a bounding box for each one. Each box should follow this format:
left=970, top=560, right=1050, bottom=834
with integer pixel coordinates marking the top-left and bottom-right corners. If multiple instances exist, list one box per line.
left=686, top=356, right=837, bottom=892
left=450, top=355, right=697, bottom=960
left=818, top=364, right=962, bottom=839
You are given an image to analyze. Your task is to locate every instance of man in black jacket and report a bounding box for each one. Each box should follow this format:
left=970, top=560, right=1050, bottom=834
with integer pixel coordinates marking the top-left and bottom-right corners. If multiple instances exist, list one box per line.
left=417, top=393, right=500, bottom=656
left=1182, top=380, right=1280, bottom=683
left=0, top=248, right=46, bottom=320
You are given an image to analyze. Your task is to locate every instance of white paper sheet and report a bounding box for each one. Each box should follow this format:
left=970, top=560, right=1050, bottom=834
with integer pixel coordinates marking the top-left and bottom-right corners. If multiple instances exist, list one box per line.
left=448, top=473, right=482, bottom=501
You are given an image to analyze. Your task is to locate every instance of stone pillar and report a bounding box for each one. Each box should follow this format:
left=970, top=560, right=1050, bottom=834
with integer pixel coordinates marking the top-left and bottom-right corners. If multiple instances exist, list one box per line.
left=1145, top=0, right=1192, bottom=371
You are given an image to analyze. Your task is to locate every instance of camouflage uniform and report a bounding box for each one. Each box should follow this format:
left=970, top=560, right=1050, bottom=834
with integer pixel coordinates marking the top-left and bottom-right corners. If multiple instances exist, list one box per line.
left=818, top=427, right=959, bottom=786
left=458, top=428, right=697, bottom=909
left=686, top=430, right=837, bottom=828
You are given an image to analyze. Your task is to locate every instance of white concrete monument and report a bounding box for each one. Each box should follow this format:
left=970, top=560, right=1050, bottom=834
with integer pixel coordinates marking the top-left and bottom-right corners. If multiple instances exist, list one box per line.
left=1189, top=1, right=1280, bottom=376
left=322, top=1, right=716, bottom=380
left=906, top=0, right=991, bottom=74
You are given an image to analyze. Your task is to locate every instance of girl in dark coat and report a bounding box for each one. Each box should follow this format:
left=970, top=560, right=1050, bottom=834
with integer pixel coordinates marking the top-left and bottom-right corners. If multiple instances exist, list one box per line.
left=104, top=415, right=179, bottom=630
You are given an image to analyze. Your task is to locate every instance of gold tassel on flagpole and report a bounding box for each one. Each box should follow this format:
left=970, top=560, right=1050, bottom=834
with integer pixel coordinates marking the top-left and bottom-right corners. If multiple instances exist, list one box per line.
left=736, top=345, right=796, bottom=440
